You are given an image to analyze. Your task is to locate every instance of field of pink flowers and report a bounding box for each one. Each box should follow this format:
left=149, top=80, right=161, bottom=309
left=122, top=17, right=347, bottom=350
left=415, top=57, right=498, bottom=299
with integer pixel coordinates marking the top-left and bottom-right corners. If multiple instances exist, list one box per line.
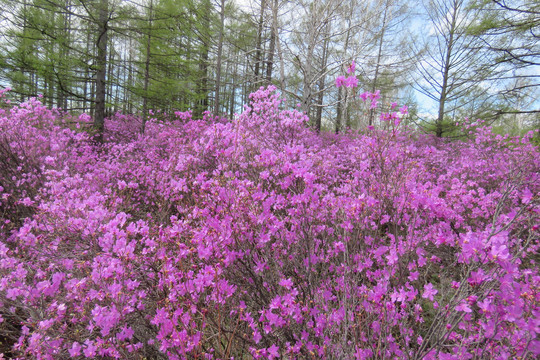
left=0, top=86, right=539, bottom=359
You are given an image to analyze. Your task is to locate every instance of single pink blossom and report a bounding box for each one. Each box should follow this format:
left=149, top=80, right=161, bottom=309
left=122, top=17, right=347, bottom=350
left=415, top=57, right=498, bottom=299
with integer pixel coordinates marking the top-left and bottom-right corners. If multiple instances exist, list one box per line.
left=345, top=76, right=358, bottom=88
left=408, top=271, right=419, bottom=281
left=422, top=283, right=438, bottom=301
left=268, top=344, right=279, bottom=359
left=335, top=76, right=346, bottom=88
left=521, top=188, right=533, bottom=204
left=68, top=342, right=82, bottom=357
left=347, top=60, right=356, bottom=74
left=456, top=301, right=472, bottom=313
left=370, top=90, right=380, bottom=101
left=279, top=278, right=293, bottom=289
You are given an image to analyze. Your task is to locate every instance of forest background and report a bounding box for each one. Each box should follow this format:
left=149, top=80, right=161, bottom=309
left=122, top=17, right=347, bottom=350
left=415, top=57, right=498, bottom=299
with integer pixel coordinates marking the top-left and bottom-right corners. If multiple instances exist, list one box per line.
left=0, top=0, right=538, bottom=137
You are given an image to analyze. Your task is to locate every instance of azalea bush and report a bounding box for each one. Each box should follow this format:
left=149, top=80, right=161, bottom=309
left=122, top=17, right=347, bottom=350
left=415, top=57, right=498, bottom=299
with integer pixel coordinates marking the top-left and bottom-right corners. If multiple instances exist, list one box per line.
left=0, top=86, right=539, bottom=359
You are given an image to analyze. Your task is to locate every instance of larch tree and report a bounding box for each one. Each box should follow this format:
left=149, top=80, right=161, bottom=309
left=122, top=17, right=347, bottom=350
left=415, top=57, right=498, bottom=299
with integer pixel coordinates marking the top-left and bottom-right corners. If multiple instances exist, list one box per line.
left=93, top=0, right=109, bottom=141
left=364, top=0, right=416, bottom=127
left=414, top=0, right=497, bottom=137
left=469, top=0, right=539, bottom=132
left=213, top=0, right=226, bottom=116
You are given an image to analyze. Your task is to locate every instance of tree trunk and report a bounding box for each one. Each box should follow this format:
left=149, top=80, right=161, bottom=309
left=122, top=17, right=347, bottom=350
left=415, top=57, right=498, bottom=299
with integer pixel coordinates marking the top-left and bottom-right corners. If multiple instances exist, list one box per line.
left=301, top=40, right=314, bottom=116
left=266, top=0, right=278, bottom=84
left=254, top=0, right=266, bottom=86
left=106, top=43, right=114, bottom=117
left=195, top=0, right=211, bottom=118
left=368, top=2, right=390, bottom=127
left=336, top=11, right=352, bottom=133
left=94, top=0, right=109, bottom=142
left=336, top=86, right=343, bottom=133
left=142, top=0, right=153, bottom=133
left=214, top=0, right=226, bottom=116
left=436, top=1, right=457, bottom=138
left=315, top=21, right=330, bottom=133
left=229, top=51, right=239, bottom=119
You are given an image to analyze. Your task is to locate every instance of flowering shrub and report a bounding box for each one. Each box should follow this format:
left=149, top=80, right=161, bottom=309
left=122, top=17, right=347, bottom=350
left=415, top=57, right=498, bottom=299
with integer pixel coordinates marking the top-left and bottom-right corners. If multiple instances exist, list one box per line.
left=0, top=87, right=539, bottom=359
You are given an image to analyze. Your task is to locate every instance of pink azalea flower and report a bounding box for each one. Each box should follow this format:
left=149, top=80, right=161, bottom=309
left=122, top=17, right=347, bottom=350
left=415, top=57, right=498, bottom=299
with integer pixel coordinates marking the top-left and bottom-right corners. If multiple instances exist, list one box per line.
left=456, top=301, right=472, bottom=313
left=386, top=249, right=398, bottom=265
left=335, top=76, right=346, bottom=88
left=268, top=344, right=279, bottom=359
left=83, top=340, right=97, bottom=357
left=422, top=283, right=438, bottom=301
left=345, top=76, right=358, bottom=88
left=68, top=342, right=82, bottom=357
left=490, top=244, right=509, bottom=261
left=278, top=278, right=293, bottom=289
left=253, top=330, right=262, bottom=343
left=478, top=298, right=491, bottom=313
left=408, top=271, right=419, bottom=281
left=347, top=60, right=356, bottom=74
left=521, top=187, right=533, bottom=204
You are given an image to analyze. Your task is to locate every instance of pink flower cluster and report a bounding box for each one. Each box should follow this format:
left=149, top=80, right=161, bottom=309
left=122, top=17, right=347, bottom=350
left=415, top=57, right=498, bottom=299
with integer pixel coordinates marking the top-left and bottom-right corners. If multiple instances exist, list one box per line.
left=336, top=63, right=408, bottom=118
left=0, top=87, right=539, bottom=359
left=335, top=75, right=358, bottom=88
left=335, top=60, right=358, bottom=88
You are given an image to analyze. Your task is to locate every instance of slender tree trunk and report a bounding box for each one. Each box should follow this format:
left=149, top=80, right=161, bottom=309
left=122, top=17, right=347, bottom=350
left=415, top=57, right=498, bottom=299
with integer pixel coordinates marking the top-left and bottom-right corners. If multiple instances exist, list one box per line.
left=64, top=0, right=71, bottom=110
left=229, top=51, right=239, bottom=119
left=106, top=45, right=114, bottom=116
left=122, top=57, right=127, bottom=113
left=275, top=3, right=285, bottom=91
left=142, top=0, right=153, bottom=133
left=266, top=0, right=278, bottom=84
left=56, top=8, right=64, bottom=110
left=315, top=21, right=330, bottom=133
left=336, top=16, right=351, bottom=133
left=223, top=47, right=231, bottom=117
left=21, top=0, right=28, bottom=101
left=94, top=0, right=109, bottom=142
left=185, top=35, right=192, bottom=110
left=114, top=52, right=120, bottom=113
left=119, top=41, right=126, bottom=113
left=195, top=0, right=211, bottom=118
left=84, top=28, right=91, bottom=113
left=301, top=39, right=315, bottom=116
left=32, top=72, right=38, bottom=99
left=254, top=0, right=266, bottom=86
left=47, top=71, right=53, bottom=107
left=199, top=43, right=209, bottom=116
left=336, top=86, right=343, bottom=133
left=57, top=0, right=71, bottom=110
left=300, top=2, right=321, bottom=117
left=368, top=1, right=390, bottom=127
left=436, top=3, right=457, bottom=138
left=214, top=0, right=225, bottom=116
